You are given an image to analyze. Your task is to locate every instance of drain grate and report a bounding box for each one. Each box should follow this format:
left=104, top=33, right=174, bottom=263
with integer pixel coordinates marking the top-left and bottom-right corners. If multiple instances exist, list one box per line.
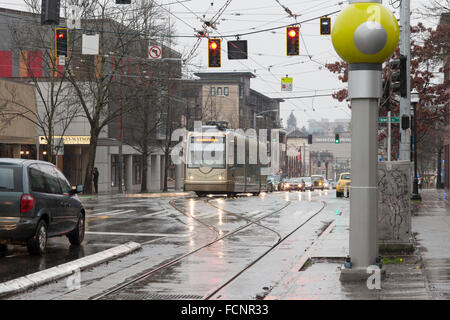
left=106, top=293, right=204, bottom=300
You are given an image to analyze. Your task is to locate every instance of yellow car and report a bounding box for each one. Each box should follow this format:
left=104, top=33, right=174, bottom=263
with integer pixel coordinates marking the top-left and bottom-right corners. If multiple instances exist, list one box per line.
left=336, top=172, right=351, bottom=197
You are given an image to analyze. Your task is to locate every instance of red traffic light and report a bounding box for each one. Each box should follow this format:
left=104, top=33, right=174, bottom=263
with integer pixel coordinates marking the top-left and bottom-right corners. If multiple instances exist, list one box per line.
left=288, top=29, right=297, bottom=38
left=286, top=26, right=299, bottom=56
left=57, top=33, right=64, bottom=39
left=208, top=39, right=221, bottom=68
left=210, top=41, right=218, bottom=50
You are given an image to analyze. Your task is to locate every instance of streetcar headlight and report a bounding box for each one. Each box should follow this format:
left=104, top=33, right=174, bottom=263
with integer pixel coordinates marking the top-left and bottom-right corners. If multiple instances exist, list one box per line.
left=189, top=175, right=194, bottom=180
left=218, top=172, right=225, bottom=180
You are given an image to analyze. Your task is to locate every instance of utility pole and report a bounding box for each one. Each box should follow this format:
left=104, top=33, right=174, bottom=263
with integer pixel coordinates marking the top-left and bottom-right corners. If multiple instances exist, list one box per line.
left=399, top=0, right=411, bottom=161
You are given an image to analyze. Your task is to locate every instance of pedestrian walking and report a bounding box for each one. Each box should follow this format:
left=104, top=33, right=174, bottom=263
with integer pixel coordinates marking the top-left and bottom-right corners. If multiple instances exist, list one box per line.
left=93, top=167, right=99, bottom=194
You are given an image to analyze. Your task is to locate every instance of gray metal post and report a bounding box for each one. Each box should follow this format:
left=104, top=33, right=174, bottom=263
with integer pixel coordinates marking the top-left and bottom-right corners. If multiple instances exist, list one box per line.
left=345, top=62, right=382, bottom=274
left=399, top=0, right=411, bottom=161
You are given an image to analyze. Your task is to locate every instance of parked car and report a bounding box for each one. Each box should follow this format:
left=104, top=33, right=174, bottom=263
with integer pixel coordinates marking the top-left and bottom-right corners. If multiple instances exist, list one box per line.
left=0, top=159, right=85, bottom=255
left=311, top=175, right=325, bottom=191
left=336, top=172, right=351, bottom=197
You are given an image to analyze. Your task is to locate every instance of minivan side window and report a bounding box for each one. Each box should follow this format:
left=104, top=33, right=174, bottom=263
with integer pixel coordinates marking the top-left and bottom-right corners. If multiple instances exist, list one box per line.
left=29, top=166, right=48, bottom=193
left=40, top=165, right=63, bottom=194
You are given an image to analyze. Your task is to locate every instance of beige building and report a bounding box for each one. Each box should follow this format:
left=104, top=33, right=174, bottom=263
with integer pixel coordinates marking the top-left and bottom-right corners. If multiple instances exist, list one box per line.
left=0, top=79, right=37, bottom=158
left=193, top=72, right=283, bottom=130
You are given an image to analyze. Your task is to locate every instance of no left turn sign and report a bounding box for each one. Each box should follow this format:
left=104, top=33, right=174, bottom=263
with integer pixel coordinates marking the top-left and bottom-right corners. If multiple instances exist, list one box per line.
left=149, top=46, right=162, bottom=59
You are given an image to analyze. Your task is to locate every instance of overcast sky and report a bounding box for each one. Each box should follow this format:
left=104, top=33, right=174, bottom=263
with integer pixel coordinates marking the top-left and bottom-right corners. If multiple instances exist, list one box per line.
left=0, top=0, right=439, bottom=130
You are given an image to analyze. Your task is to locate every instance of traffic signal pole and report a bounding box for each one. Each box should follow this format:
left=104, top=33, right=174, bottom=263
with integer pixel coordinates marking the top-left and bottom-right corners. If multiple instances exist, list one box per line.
left=332, top=0, right=399, bottom=279
left=399, top=0, right=411, bottom=161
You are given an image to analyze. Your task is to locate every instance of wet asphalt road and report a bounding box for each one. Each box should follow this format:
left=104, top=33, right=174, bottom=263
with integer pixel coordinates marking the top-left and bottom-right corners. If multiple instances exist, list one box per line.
left=2, top=189, right=347, bottom=300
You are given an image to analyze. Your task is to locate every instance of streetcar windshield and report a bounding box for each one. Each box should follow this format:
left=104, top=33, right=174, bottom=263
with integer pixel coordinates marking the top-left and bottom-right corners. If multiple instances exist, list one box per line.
left=188, top=136, right=226, bottom=168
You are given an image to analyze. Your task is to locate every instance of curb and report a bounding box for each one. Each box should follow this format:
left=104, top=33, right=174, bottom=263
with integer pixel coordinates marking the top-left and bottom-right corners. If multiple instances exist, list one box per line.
left=0, top=241, right=141, bottom=298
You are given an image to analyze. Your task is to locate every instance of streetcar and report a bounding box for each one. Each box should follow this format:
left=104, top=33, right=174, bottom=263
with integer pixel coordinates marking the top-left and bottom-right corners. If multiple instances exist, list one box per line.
left=184, top=122, right=270, bottom=197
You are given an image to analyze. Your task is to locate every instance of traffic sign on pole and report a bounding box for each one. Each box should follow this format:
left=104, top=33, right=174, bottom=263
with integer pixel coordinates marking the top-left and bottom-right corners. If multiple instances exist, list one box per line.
left=281, top=77, right=293, bottom=91
left=148, top=46, right=162, bottom=60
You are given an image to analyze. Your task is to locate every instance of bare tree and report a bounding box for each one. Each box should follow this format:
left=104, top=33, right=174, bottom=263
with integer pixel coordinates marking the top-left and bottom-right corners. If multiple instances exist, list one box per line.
left=58, top=0, right=173, bottom=194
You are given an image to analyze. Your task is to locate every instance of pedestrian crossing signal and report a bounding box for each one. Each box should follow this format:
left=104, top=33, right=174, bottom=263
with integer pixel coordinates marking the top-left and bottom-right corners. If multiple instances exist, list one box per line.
left=208, top=39, right=221, bottom=68
left=286, top=26, right=299, bottom=56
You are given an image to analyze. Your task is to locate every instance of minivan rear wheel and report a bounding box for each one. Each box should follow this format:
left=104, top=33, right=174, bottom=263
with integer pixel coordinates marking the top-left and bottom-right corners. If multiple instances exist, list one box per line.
left=68, top=213, right=85, bottom=246
left=27, top=220, right=48, bottom=255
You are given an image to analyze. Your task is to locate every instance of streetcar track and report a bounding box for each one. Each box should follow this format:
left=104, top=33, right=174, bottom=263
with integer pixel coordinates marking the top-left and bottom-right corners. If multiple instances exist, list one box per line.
left=91, top=192, right=327, bottom=300
left=202, top=198, right=327, bottom=300
left=90, top=194, right=290, bottom=300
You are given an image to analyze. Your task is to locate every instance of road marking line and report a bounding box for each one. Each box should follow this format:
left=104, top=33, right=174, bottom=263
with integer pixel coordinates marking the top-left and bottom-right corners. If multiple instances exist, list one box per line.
left=92, top=209, right=123, bottom=216
left=86, top=231, right=191, bottom=238
left=108, top=209, right=136, bottom=216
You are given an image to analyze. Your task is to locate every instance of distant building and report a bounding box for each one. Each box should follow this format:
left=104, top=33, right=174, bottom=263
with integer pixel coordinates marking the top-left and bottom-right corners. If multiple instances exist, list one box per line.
left=189, top=72, right=284, bottom=130
left=308, top=118, right=350, bottom=135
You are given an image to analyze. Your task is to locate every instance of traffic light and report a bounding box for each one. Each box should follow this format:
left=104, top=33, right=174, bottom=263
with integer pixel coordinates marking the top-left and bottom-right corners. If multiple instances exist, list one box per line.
left=335, top=133, right=340, bottom=144
left=320, top=17, right=331, bottom=35
left=41, top=0, right=60, bottom=25
left=286, top=26, right=299, bottom=56
left=308, top=134, right=312, bottom=144
left=55, top=28, right=68, bottom=58
left=391, top=55, right=407, bottom=98
left=208, top=38, right=221, bottom=68
left=297, top=152, right=301, bottom=162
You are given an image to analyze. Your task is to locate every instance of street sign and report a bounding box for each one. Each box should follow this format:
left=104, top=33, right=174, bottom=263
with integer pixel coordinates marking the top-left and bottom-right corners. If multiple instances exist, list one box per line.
left=58, top=55, right=65, bottom=66
left=378, top=116, right=399, bottom=123
left=281, top=77, right=293, bottom=91
left=53, top=138, right=64, bottom=155
left=148, top=45, right=162, bottom=60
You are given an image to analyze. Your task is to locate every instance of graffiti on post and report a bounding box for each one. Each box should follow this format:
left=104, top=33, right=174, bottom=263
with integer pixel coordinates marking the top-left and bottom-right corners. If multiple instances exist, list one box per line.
left=377, top=163, right=411, bottom=242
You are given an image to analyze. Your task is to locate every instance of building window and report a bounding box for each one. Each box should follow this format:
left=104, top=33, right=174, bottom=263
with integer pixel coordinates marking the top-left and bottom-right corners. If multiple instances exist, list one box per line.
left=217, top=87, right=222, bottom=96
left=224, top=87, right=229, bottom=96
left=211, top=87, right=215, bottom=96
left=133, top=155, right=142, bottom=185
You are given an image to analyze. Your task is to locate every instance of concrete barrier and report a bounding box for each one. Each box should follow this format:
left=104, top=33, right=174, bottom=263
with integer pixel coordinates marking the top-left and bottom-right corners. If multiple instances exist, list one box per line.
left=0, top=241, right=141, bottom=298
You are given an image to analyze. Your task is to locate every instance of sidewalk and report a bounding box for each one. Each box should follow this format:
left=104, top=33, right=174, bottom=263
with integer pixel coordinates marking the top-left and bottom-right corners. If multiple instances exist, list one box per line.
left=268, top=189, right=450, bottom=300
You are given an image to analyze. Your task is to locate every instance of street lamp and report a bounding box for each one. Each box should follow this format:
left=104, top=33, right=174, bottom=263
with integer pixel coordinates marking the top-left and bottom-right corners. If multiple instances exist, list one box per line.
left=411, top=89, right=421, bottom=201
left=253, top=109, right=278, bottom=130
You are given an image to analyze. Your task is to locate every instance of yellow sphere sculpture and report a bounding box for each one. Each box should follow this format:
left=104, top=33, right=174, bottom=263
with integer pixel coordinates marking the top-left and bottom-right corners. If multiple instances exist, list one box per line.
left=332, top=3, right=399, bottom=64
